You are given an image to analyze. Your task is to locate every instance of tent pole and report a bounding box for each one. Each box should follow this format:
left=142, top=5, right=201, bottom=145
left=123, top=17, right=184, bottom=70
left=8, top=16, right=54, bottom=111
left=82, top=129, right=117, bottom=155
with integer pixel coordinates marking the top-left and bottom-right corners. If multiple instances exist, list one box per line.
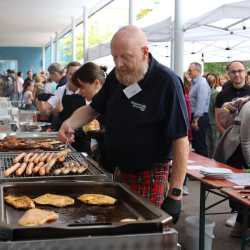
left=50, top=37, right=54, bottom=64
left=83, top=6, right=88, bottom=63
left=42, top=46, right=45, bottom=71
left=55, top=32, right=59, bottom=63
left=174, top=0, right=184, bottom=77
left=129, top=0, right=135, bottom=25
left=72, top=17, right=76, bottom=61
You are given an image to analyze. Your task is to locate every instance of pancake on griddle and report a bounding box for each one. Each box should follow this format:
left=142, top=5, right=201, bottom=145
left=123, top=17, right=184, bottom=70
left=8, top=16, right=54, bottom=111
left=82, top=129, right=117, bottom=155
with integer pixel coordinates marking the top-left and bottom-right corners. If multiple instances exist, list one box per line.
left=33, top=193, right=74, bottom=207
left=5, top=195, right=35, bottom=209
left=77, top=194, right=117, bottom=205
left=18, top=208, right=58, bottom=226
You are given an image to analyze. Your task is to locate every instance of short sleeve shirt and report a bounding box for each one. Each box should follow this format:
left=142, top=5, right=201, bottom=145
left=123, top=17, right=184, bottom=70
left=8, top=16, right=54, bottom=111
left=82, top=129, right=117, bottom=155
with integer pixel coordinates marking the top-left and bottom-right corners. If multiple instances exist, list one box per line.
left=90, top=54, right=189, bottom=171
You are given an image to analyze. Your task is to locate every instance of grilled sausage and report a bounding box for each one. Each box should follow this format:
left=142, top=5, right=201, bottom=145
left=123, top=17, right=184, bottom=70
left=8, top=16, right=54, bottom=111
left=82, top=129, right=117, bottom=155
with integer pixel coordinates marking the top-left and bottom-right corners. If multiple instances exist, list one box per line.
left=71, top=166, right=78, bottom=174
left=45, top=158, right=57, bottom=174
left=40, top=152, right=50, bottom=162
left=56, top=149, right=70, bottom=158
left=58, top=156, right=65, bottom=162
left=77, top=166, right=88, bottom=174
left=33, top=162, right=44, bottom=174
left=39, top=166, right=46, bottom=176
left=61, top=167, right=71, bottom=175
left=16, top=162, right=28, bottom=176
left=28, top=153, right=39, bottom=163
left=4, top=163, right=21, bottom=177
left=13, top=153, right=27, bottom=163
left=24, top=153, right=34, bottom=162
left=46, top=153, right=55, bottom=163
left=53, top=168, right=62, bottom=175
left=63, top=162, right=70, bottom=168
left=33, top=153, right=45, bottom=164
left=26, top=162, right=34, bottom=175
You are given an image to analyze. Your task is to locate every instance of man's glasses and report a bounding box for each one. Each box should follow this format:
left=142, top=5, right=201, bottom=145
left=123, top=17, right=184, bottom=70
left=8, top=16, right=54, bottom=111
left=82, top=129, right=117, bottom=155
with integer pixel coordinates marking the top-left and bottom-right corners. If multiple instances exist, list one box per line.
left=229, top=69, right=245, bottom=75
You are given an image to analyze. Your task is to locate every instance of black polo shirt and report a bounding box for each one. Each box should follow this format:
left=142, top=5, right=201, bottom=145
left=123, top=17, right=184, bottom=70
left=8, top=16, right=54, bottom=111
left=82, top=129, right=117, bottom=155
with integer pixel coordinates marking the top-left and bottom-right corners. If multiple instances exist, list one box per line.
left=90, top=54, right=189, bottom=171
left=215, top=82, right=250, bottom=108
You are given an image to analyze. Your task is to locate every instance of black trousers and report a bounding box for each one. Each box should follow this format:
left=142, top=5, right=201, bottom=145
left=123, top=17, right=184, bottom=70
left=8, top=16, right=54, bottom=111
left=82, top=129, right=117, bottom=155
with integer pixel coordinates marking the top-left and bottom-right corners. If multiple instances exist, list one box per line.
left=191, top=113, right=209, bottom=157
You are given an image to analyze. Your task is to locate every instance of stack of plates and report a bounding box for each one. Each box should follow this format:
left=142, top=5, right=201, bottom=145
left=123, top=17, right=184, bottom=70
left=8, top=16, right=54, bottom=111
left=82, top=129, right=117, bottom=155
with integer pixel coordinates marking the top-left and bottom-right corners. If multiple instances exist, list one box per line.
left=199, top=167, right=233, bottom=179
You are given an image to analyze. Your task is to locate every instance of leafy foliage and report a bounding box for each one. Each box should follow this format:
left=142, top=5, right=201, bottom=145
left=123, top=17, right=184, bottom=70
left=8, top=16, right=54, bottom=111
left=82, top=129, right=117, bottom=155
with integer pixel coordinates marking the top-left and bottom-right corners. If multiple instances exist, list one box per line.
left=204, top=61, right=250, bottom=75
left=136, top=8, right=152, bottom=20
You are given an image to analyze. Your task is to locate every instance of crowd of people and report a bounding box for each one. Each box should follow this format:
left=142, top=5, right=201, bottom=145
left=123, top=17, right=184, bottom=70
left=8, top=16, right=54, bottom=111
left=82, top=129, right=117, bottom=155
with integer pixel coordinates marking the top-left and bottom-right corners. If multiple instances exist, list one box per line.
left=1, top=25, right=250, bottom=235
left=185, top=60, right=250, bottom=237
left=0, top=68, right=57, bottom=109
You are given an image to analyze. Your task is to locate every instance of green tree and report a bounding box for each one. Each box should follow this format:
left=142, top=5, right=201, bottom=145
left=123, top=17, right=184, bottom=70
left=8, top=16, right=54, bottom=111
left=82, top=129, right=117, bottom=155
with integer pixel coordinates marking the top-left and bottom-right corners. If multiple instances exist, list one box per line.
left=136, top=8, right=152, bottom=20
left=204, top=60, right=250, bottom=75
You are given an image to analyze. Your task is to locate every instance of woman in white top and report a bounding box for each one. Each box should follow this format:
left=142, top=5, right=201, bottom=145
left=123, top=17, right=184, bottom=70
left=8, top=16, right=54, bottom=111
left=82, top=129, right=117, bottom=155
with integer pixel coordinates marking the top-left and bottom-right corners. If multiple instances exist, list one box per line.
left=16, top=72, right=24, bottom=100
left=22, top=79, right=35, bottom=110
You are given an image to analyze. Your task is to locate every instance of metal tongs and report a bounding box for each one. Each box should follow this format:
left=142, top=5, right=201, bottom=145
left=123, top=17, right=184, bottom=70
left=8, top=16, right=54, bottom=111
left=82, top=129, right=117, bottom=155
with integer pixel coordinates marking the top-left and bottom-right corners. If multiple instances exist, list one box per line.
left=64, top=137, right=70, bottom=149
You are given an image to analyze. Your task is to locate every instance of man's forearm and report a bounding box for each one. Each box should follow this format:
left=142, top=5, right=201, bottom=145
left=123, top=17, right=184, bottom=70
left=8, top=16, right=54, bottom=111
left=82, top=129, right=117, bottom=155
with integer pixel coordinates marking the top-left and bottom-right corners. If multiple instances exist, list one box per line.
left=169, top=136, right=189, bottom=191
left=67, top=105, right=98, bottom=130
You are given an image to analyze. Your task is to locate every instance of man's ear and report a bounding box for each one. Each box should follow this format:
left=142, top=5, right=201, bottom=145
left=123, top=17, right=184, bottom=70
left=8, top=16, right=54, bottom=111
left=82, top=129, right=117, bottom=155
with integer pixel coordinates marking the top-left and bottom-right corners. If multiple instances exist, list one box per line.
left=142, top=46, right=149, bottom=59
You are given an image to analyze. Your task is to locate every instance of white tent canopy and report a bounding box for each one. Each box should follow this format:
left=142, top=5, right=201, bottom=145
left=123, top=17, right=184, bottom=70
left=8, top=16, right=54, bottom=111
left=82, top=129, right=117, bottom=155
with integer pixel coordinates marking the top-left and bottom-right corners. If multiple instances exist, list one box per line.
left=88, top=0, right=250, bottom=62
left=184, top=0, right=250, bottom=31
left=182, top=0, right=250, bottom=62
left=87, top=17, right=172, bottom=61
left=1, top=0, right=250, bottom=64
left=0, top=0, right=113, bottom=47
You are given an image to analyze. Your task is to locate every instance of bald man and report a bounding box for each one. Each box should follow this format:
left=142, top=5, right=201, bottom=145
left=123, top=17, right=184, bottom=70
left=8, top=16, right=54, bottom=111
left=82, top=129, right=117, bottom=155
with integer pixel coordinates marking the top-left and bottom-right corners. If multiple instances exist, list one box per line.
left=59, top=25, right=189, bottom=222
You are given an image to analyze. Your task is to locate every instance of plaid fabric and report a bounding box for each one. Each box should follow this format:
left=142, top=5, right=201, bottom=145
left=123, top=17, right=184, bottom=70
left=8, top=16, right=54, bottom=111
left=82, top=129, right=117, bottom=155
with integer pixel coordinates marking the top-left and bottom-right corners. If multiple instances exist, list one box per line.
left=114, top=163, right=169, bottom=208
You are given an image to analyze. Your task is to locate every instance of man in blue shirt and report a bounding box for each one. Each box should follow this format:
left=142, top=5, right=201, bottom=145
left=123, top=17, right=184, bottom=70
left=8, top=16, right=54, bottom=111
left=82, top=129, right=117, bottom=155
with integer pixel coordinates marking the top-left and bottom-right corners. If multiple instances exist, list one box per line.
left=188, top=62, right=211, bottom=156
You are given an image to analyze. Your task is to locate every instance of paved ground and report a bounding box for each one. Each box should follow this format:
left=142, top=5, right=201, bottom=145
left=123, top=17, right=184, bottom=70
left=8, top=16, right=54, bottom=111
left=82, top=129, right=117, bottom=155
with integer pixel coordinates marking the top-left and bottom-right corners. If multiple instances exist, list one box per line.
left=174, top=180, right=246, bottom=250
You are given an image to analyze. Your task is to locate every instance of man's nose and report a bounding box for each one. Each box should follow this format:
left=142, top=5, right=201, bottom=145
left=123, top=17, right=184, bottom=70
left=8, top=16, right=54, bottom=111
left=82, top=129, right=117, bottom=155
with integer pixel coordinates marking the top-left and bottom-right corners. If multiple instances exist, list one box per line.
left=115, top=58, right=124, bottom=68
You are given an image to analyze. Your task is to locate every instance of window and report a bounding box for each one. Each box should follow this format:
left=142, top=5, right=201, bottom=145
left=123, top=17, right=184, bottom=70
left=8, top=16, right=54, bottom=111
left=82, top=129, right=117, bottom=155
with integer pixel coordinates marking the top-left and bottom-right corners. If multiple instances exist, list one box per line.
left=58, top=32, right=73, bottom=65
left=0, top=60, right=18, bottom=74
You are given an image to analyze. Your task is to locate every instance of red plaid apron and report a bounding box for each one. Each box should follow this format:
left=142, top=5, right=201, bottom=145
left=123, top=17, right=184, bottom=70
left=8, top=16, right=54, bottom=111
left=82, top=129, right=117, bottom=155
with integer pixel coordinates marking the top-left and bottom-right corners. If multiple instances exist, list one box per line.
left=114, top=162, right=169, bottom=208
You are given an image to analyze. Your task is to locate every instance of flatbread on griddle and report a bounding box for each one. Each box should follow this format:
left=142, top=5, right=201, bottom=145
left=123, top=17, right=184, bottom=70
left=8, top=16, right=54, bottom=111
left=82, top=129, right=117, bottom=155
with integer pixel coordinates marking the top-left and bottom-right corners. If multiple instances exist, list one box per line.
left=33, top=193, right=74, bottom=207
left=77, top=194, right=117, bottom=205
left=18, top=208, right=58, bottom=226
left=5, top=195, right=35, bottom=209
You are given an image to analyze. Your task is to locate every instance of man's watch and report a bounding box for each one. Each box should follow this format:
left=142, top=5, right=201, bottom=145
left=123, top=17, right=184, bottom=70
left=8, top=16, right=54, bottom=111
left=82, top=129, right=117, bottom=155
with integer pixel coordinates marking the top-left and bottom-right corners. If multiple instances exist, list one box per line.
left=170, top=188, right=182, bottom=197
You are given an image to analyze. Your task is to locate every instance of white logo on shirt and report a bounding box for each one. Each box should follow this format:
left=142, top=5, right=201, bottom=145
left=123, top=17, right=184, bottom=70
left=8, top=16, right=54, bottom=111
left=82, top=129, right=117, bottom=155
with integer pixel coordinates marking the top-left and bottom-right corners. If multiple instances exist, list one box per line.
left=131, top=101, right=146, bottom=111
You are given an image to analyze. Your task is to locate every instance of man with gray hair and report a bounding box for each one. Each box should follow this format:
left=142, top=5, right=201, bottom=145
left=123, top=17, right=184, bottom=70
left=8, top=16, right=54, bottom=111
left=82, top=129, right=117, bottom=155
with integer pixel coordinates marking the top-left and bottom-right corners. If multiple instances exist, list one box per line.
left=188, top=62, right=211, bottom=156
left=48, top=63, right=67, bottom=89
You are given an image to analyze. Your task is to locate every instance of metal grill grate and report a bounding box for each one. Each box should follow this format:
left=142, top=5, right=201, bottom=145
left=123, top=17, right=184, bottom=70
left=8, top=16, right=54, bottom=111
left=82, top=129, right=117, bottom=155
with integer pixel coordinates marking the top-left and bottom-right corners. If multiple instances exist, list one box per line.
left=0, top=152, right=109, bottom=182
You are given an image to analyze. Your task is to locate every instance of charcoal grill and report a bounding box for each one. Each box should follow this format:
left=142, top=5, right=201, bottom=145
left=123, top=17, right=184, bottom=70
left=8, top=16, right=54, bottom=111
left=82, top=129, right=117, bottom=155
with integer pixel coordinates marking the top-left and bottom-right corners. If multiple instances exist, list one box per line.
left=0, top=181, right=174, bottom=242
left=0, top=152, right=111, bottom=182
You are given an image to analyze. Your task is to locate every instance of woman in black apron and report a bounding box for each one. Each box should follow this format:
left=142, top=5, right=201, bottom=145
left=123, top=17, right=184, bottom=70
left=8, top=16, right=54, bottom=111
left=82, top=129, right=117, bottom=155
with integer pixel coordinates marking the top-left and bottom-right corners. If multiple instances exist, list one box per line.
left=70, top=62, right=114, bottom=171
left=38, top=61, right=87, bottom=150
left=52, top=88, right=90, bottom=152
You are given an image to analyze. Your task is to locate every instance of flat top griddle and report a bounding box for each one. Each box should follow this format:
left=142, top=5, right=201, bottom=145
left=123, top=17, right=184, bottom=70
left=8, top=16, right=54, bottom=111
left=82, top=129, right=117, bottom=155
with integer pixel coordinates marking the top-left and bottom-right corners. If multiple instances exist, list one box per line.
left=0, top=152, right=110, bottom=182
left=0, top=181, right=172, bottom=241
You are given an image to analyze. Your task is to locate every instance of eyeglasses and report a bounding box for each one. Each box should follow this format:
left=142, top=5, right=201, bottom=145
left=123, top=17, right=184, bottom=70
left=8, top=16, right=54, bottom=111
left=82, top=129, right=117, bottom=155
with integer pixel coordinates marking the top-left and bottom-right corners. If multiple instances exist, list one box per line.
left=229, top=69, right=245, bottom=75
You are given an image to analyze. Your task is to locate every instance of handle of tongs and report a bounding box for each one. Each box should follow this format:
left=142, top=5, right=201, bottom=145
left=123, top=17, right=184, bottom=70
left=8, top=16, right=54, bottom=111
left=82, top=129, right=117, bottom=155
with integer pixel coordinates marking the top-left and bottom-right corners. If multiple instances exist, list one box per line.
left=65, top=137, right=70, bottom=149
